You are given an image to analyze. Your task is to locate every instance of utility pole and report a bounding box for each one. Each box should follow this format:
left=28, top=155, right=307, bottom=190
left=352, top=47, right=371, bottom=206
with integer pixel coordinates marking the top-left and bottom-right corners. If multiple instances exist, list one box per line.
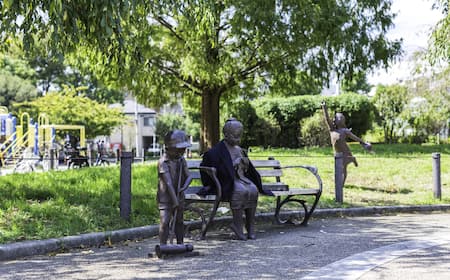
left=134, top=95, right=140, bottom=158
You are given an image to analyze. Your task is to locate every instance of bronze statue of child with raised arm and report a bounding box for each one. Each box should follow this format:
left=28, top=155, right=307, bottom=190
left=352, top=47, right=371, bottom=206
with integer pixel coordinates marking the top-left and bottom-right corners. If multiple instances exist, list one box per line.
left=157, top=130, right=192, bottom=246
left=321, top=101, right=372, bottom=185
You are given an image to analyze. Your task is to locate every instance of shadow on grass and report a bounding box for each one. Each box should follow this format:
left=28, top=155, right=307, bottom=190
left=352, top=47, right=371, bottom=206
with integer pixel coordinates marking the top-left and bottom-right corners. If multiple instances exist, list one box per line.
left=345, top=184, right=413, bottom=194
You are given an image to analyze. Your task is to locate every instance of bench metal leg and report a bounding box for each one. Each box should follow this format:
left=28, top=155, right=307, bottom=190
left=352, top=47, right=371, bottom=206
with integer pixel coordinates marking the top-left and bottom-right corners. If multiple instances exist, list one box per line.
left=200, top=200, right=220, bottom=239
left=303, top=193, right=321, bottom=225
left=184, top=204, right=207, bottom=237
left=185, top=200, right=221, bottom=240
left=274, top=194, right=321, bottom=226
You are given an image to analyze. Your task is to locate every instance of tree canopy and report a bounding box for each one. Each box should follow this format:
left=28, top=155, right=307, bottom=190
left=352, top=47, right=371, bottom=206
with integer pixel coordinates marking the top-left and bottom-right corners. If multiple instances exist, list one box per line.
left=0, top=53, right=39, bottom=110
left=1, top=0, right=402, bottom=151
left=373, top=84, right=408, bottom=143
left=13, top=87, right=124, bottom=139
left=428, top=0, right=449, bottom=64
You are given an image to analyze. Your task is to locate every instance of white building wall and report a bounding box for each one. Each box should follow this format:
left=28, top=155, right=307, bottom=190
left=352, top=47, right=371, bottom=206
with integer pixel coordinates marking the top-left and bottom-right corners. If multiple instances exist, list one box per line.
left=107, top=96, right=157, bottom=155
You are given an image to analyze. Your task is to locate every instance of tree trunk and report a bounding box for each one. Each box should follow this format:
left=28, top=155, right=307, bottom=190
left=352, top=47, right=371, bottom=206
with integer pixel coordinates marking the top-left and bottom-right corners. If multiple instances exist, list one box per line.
left=200, top=89, right=221, bottom=153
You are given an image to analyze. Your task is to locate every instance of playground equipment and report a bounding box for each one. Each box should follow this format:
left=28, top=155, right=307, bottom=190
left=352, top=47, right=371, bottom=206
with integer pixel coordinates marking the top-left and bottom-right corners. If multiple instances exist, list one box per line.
left=0, top=109, right=87, bottom=170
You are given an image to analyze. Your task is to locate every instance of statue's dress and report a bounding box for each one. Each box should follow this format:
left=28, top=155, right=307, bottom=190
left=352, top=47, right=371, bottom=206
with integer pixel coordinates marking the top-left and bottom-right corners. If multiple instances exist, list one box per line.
left=330, top=128, right=357, bottom=166
left=225, top=143, right=258, bottom=210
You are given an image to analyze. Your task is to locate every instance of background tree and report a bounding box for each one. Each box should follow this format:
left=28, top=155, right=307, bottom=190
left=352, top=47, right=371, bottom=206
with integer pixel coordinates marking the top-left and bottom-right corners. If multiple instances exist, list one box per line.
left=13, top=87, right=124, bottom=139
left=340, top=72, right=372, bottom=94
left=0, top=53, right=39, bottom=110
left=5, top=35, right=124, bottom=104
left=0, top=74, right=39, bottom=111
left=268, top=70, right=323, bottom=96
left=0, top=0, right=402, bottom=151
left=428, top=0, right=449, bottom=64
left=155, top=113, right=200, bottom=145
left=402, top=66, right=450, bottom=143
left=373, top=84, right=408, bottom=143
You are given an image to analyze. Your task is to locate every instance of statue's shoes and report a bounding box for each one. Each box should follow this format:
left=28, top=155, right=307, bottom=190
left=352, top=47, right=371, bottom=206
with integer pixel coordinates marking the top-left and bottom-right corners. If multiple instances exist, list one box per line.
left=229, top=223, right=247, bottom=240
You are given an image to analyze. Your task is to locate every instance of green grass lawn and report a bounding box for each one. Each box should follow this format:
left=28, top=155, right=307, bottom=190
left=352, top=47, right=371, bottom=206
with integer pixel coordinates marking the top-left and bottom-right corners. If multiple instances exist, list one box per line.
left=0, top=143, right=449, bottom=244
left=250, top=143, right=450, bottom=209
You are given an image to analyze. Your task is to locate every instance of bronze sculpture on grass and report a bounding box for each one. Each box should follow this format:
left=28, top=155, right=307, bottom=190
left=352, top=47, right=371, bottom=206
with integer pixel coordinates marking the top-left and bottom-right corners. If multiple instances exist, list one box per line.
left=321, top=101, right=372, bottom=185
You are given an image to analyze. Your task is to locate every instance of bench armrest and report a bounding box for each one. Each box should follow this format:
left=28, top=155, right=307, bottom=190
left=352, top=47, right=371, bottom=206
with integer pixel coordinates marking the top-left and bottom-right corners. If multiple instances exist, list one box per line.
left=198, top=166, right=222, bottom=201
left=281, top=165, right=323, bottom=193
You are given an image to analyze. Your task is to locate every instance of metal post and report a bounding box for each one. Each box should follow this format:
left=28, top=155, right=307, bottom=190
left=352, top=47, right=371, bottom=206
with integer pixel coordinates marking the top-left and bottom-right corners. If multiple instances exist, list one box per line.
left=87, top=144, right=92, bottom=166
left=432, top=153, right=441, bottom=200
left=334, top=152, right=344, bottom=203
left=50, top=148, right=55, bottom=170
left=120, top=151, right=133, bottom=220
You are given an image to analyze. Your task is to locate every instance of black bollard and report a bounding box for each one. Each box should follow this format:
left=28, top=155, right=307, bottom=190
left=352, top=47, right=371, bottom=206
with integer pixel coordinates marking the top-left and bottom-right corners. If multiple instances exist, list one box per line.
left=334, top=152, right=344, bottom=203
left=50, top=148, right=55, bottom=170
left=120, top=152, right=133, bottom=221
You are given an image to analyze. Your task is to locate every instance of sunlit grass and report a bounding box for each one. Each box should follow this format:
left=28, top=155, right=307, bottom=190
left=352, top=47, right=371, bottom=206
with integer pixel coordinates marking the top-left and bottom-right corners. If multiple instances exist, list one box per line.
left=249, top=143, right=450, bottom=209
left=0, top=163, right=158, bottom=244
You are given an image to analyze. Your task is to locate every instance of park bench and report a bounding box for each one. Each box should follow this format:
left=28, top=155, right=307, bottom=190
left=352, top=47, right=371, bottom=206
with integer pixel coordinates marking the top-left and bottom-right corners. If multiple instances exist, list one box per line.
left=184, top=158, right=323, bottom=239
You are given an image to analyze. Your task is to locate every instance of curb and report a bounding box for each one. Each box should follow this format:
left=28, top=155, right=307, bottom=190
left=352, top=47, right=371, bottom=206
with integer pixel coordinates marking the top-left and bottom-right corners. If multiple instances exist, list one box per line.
left=0, top=225, right=158, bottom=262
left=2, top=204, right=450, bottom=261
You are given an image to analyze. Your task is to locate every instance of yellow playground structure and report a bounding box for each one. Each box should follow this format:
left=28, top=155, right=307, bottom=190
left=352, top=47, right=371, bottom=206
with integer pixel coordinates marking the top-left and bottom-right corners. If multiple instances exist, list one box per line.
left=0, top=108, right=86, bottom=168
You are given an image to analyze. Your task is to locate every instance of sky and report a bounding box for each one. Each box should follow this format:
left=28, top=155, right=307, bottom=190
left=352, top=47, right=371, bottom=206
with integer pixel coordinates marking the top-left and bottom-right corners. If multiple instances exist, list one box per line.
left=367, top=0, right=445, bottom=85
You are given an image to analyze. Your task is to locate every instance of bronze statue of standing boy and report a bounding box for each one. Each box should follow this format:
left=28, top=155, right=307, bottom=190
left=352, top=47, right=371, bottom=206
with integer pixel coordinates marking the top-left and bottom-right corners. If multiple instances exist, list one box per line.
left=157, top=130, right=192, bottom=245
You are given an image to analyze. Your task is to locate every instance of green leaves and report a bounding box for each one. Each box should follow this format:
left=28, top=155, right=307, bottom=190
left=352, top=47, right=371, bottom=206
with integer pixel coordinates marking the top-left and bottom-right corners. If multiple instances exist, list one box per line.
left=13, top=86, right=124, bottom=138
left=373, top=84, right=408, bottom=143
left=0, top=0, right=403, bottom=147
left=428, top=0, right=449, bottom=64
left=252, top=93, right=374, bottom=148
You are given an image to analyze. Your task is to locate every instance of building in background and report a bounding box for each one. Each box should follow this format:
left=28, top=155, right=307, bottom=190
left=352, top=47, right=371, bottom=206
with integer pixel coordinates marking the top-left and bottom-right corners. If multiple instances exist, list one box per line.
left=108, top=95, right=158, bottom=156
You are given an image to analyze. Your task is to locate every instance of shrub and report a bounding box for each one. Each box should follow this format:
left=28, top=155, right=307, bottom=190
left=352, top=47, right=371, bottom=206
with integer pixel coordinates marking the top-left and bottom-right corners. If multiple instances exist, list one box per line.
left=253, top=93, right=374, bottom=148
left=223, top=100, right=279, bottom=148
left=300, top=112, right=330, bottom=147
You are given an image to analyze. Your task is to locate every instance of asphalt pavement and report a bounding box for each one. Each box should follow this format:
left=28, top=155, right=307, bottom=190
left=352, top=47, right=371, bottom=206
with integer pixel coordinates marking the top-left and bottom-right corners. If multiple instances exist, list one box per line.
left=1, top=207, right=450, bottom=279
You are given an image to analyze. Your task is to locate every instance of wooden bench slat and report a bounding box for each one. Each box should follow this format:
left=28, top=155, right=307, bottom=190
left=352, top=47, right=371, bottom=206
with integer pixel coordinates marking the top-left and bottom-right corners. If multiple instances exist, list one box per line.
left=186, top=160, right=202, bottom=168
left=185, top=194, right=217, bottom=200
left=258, top=169, right=283, bottom=177
left=262, top=182, right=289, bottom=191
left=251, top=160, right=280, bottom=168
left=190, top=171, right=201, bottom=179
left=185, top=186, right=203, bottom=193
left=272, top=188, right=320, bottom=196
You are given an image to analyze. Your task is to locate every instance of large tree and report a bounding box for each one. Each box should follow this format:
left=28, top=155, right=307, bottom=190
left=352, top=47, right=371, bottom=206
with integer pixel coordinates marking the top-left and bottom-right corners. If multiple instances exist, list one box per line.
left=0, top=0, right=402, bottom=151
left=0, top=53, right=39, bottom=110
left=4, top=35, right=124, bottom=104
left=340, top=71, right=372, bottom=95
left=373, top=84, right=408, bottom=143
left=13, top=87, right=124, bottom=139
left=428, top=0, right=449, bottom=64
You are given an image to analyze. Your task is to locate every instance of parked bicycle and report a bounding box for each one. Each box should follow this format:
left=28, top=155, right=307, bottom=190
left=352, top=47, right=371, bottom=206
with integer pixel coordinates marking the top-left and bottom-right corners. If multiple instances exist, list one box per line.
left=95, top=155, right=110, bottom=166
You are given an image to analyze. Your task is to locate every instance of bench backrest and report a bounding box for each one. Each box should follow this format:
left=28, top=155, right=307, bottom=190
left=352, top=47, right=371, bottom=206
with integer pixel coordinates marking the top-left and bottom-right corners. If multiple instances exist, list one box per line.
left=186, top=160, right=203, bottom=180
left=250, top=159, right=282, bottom=182
left=187, top=158, right=282, bottom=181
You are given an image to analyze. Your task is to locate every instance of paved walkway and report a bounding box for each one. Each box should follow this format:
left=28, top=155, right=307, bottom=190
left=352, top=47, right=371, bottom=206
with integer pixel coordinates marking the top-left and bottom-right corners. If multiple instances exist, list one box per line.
left=1, top=212, right=450, bottom=279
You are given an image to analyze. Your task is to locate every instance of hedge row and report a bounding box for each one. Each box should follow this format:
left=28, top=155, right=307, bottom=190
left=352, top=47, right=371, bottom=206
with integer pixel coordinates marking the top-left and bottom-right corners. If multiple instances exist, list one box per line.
left=228, top=93, right=375, bottom=148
